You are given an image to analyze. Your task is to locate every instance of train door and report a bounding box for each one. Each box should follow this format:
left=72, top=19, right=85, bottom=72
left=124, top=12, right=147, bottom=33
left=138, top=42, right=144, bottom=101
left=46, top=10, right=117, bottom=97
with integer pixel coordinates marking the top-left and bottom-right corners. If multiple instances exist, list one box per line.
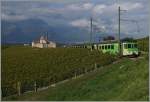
left=120, top=43, right=123, bottom=56
left=92, top=45, right=94, bottom=50
left=94, top=44, right=97, bottom=50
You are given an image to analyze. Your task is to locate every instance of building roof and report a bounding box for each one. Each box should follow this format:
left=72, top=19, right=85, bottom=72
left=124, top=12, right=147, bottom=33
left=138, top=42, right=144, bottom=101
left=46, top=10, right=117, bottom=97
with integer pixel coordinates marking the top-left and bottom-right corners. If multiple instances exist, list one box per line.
left=71, top=40, right=137, bottom=46
left=40, top=36, right=45, bottom=40
left=32, top=35, right=55, bottom=44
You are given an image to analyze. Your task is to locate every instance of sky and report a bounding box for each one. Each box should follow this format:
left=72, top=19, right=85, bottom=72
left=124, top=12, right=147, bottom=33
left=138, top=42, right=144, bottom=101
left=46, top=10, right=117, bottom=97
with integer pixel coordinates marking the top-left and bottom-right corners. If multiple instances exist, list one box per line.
left=1, top=0, right=149, bottom=40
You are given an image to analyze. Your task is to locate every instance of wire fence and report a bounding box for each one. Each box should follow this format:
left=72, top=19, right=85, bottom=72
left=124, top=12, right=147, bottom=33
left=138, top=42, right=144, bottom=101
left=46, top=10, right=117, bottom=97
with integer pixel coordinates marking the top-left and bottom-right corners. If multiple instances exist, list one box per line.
left=2, top=63, right=103, bottom=98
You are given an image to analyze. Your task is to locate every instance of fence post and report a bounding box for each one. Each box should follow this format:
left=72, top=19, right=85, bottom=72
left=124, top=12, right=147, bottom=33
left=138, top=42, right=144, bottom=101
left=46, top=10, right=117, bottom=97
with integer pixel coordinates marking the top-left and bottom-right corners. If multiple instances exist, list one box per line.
left=34, top=81, right=37, bottom=92
left=17, top=81, right=21, bottom=96
left=74, top=71, right=77, bottom=79
left=95, top=63, right=97, bottom=70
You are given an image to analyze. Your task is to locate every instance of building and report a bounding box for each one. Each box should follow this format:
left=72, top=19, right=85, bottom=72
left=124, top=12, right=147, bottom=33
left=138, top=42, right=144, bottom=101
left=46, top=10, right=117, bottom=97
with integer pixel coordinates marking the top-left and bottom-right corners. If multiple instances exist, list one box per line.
left=24, top=44, right=30, bottom=46
left=32, top=36, right=56, bottom=48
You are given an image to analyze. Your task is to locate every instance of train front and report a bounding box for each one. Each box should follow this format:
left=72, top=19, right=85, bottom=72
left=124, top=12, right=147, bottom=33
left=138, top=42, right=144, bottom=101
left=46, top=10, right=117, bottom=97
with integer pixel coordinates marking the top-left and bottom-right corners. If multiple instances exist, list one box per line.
left=122, top=42, right=139, bottom=56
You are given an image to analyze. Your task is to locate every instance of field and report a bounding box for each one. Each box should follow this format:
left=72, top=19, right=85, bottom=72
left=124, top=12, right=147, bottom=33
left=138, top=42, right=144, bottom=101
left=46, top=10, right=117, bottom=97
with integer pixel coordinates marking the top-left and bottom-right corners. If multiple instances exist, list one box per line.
left=2, top=46, right=115, bottom=97
left=3, top=53, right=149, bottom=101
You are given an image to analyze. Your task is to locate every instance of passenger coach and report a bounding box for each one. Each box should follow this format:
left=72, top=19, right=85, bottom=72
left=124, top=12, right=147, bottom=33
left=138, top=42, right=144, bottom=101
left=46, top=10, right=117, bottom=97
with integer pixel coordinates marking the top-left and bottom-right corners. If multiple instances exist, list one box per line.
left=71, top=41, right=139, bottom=56
left=94, top=42, right=139, bottom=56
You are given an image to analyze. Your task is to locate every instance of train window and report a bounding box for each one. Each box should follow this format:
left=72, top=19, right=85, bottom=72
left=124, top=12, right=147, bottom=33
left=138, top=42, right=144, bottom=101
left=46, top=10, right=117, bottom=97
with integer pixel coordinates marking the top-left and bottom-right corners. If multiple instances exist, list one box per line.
left=111, top=45, right=114, bottom=49
left=128, top=44, right=131, bottom=48
left=99, top=46, right=101, bottom=49
left=124, top=44, right=127, bottom=49
left=108, top=45, right=110, bottom=49
left=105, top=45, right=107, bottom=49
left=131, top=44, right=134, bottom=48
left=102, top=45, right=104, bottom=49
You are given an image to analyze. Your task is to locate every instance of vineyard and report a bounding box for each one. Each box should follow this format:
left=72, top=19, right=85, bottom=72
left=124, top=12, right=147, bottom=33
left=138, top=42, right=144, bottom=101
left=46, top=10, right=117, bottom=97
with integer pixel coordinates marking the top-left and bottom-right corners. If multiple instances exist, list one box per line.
left=2, top=46, right=116, bottom=97
left=3, top=52, right=149, bottom=101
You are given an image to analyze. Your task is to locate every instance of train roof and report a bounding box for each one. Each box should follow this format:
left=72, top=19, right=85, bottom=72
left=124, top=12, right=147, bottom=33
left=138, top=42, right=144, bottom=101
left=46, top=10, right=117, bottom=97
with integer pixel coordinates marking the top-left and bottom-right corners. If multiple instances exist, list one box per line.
left=95, top=41, right=137, bottom=44
left=71, top=40, right=137, bottom=46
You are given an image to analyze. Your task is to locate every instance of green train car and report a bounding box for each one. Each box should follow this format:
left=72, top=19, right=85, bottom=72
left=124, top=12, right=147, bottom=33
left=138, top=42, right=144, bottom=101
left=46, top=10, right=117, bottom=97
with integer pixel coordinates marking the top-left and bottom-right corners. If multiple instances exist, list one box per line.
left=71, top=41, right=139, bottom=56
left=122, top=42, right=139, bottom=56
left=94, top=42, right=139, bottom=56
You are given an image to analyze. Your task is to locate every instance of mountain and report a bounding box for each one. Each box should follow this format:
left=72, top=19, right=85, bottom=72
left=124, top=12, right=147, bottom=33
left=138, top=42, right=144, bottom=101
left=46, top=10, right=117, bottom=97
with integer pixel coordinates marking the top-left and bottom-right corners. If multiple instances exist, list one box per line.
left=1, top=18, right=148, bottom=44
left=1, top=19, right=51, bottom=43
left=1, top=19, right=91, bottom=44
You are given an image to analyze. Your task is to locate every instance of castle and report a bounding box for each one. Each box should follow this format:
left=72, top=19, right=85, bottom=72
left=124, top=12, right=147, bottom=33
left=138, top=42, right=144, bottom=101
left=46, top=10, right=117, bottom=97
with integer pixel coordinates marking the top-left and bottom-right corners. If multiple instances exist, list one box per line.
left=32, top=36, right=56, bottom=48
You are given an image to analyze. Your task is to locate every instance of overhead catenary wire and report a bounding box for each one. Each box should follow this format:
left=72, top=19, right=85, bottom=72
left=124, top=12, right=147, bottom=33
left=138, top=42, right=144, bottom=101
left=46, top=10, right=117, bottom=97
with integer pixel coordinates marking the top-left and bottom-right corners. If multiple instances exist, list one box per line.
left=120, top=19, right=141, bottom=34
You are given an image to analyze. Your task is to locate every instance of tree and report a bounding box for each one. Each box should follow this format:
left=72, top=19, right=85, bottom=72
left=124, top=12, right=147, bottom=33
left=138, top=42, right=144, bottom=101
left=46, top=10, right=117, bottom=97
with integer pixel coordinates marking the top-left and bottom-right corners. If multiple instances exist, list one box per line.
left=103, top=36, right=115, bottom=41
left=121, top=37, right=136, bottom=42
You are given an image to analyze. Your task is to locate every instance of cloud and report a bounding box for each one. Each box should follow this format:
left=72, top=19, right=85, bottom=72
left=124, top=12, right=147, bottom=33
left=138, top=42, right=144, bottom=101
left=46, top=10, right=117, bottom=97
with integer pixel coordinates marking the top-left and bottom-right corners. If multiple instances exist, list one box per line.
left=70, top=19, right=89, bottom=28
left=28, top=7, right=65, bottom=16
left=82, top=3, right=94, bottom=10
left=93, top=4, right=106, bottom=14
left=1, top=0, right=86, bottom=4
left=1, top=0, right=148, bottom=38
left=67, top=3, right=93, bottom=11
left=1, top=13, right=28, bottom=21
left=92, top=2, right=143, bottom=15
left=118, top=2, right=143, bottom=11
left=70, top=18, right=107, bottom=33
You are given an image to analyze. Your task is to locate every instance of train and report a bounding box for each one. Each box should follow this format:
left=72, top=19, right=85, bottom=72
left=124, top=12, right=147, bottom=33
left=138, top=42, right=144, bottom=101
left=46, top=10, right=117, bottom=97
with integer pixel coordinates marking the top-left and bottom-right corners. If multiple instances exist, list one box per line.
left=70, top=41, right=139, bottom=56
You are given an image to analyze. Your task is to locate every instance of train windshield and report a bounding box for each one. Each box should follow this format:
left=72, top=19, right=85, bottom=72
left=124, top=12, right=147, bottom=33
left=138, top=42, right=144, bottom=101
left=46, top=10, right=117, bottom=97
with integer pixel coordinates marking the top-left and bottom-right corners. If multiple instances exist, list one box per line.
left=134, top=44, right=137, bottom=48
left=126, top=43, right=137, bottom=48
left=128, top=44, right=131, bottom=48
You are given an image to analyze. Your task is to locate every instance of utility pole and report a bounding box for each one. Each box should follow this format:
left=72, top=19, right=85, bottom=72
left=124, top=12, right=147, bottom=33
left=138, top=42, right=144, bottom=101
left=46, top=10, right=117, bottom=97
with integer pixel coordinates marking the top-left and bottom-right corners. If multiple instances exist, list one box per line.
left=118, top=6, right=121, bottom=56
left=90, top=17, right=93, bottom=51
left=118, top=6, right=127, bottom=56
